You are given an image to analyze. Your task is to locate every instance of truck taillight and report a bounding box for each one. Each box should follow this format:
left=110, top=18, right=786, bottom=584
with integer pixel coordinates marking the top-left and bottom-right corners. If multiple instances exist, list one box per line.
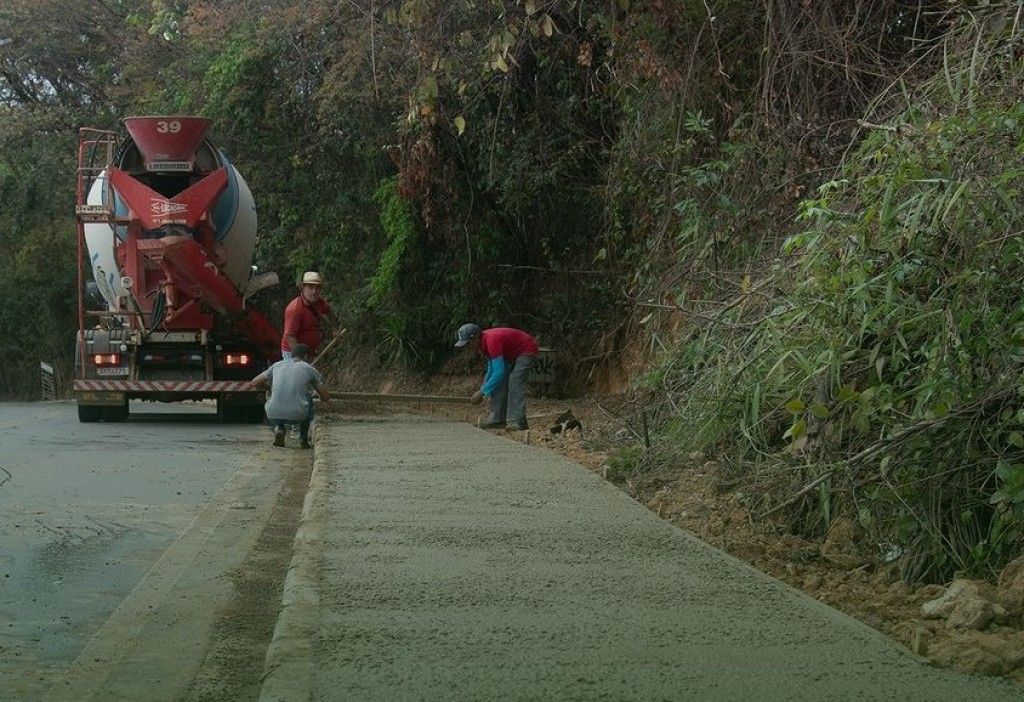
left=92, top=353, right=121, bottom=366
left=223, top=353, right=251, bottom=366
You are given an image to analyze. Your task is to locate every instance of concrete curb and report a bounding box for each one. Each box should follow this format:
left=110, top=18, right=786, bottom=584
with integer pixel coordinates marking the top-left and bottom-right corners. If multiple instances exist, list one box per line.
left=258, top=428, right=333, bottom=701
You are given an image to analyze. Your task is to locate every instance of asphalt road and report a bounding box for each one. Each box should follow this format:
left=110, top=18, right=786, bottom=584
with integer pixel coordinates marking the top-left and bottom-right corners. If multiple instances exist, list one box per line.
left=0, top=400, right=294, bottom=701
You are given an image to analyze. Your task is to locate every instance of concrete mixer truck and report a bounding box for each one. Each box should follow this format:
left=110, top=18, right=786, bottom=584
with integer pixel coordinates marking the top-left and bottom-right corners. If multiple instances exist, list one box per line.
left=72, top=116, right=281, bottom=422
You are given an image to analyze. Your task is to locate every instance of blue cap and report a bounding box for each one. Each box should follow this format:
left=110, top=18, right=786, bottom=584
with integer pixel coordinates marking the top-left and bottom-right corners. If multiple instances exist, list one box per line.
left=455, top=323, right=481, bottom=348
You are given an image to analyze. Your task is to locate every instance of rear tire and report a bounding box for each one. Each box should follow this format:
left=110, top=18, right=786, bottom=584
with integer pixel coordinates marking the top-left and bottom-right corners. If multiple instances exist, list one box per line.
left=103, top=402, right=129, bottom=422
left=216, top=396, right=232, bottom=423
left=77, top=404, right=102, bottom=423
left=217, top=396, right=263, bottom=424
left=217, top=404, right=246, bottom=423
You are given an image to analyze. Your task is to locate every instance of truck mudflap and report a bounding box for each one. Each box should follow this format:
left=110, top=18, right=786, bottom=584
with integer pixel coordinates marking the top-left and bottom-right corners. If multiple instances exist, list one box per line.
left=74, top=380, right=253, bottom=392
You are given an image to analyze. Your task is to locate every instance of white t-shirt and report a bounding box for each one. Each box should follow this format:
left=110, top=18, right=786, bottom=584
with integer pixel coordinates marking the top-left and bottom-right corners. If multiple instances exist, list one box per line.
left=263, top=359, right=323, bottom=421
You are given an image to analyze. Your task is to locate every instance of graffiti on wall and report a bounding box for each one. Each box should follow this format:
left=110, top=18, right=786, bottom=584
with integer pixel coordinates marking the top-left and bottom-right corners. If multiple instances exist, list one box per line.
left=530, top=347, right=556, bottom=385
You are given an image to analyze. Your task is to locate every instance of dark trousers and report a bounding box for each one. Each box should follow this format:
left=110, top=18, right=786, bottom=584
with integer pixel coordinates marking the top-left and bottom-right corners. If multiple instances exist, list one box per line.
left=269, top=399, right=314, bottom=440
left=488, top=354, right=536, bottom=423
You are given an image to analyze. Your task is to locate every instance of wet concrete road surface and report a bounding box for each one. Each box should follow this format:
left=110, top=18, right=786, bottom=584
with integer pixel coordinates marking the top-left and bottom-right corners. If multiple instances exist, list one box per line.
left=0, top=401, right=297, bottom=700
left=266, top=417, right=1022, bottom=701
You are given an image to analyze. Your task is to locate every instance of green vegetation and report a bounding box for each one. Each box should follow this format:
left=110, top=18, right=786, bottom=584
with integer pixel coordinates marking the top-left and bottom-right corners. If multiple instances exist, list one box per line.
left=627, top=6, right=1024, bottom=582
left=1, top=0, right=1023, bottom=581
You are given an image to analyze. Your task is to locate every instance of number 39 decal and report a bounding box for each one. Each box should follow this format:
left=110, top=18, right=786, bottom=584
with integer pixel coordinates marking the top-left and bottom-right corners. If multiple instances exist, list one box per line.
left=156, top=120, right=181, bottom=134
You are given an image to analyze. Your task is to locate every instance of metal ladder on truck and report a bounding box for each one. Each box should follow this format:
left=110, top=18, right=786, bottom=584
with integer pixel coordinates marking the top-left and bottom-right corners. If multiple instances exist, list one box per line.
left=73, top=128, right=119, bottom=383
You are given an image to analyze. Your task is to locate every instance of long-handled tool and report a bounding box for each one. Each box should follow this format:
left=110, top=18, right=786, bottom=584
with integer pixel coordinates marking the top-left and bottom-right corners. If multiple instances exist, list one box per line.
left=328, top=391, right=473, bottom=404
left=311, top=329, right=472, bottom=405
left=312, top=327, right=347, bottom=365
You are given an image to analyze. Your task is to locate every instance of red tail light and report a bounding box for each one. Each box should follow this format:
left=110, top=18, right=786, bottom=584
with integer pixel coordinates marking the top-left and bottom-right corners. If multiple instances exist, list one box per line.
left=223, top=353, right=251, bottom=366
left=92, top=353, right=121, bottom=366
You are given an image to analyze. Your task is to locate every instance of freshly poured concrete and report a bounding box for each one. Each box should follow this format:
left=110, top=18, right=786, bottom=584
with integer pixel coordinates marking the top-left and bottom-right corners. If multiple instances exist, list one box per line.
left=0, top=401, right=294, bottom=700
left=264, top=417, right=1022, bottom=700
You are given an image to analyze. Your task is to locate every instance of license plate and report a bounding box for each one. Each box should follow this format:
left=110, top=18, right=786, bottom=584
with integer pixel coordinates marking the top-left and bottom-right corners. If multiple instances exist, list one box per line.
left=96, top=367, right=129, bottom=376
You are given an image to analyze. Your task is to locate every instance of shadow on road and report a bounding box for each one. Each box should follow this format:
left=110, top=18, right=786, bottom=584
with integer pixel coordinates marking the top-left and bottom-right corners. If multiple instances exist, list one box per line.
left=122, top=413, right=225, bottom=424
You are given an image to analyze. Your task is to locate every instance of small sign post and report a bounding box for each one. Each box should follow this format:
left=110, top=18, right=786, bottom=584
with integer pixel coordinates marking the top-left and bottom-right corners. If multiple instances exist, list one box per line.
left=530, top=347, right=557, bottom=389
left=40, top=361, right=56, bottom=400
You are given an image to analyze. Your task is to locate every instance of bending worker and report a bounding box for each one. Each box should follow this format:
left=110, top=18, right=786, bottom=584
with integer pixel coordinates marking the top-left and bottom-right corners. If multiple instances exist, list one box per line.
left=250, top=343, right=330, bottom=449
left=456, top=323, right=539, bottom=430
left=283, top=271, right=336, bottom=359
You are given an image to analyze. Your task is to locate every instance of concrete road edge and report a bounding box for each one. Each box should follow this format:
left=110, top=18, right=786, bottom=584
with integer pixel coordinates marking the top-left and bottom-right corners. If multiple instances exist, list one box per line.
left=259, top=431, right=332, bottom=701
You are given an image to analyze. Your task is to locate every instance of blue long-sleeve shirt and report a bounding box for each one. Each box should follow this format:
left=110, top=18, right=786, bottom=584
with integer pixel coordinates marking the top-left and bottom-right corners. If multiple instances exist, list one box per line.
left=480, top=356, right=507, bottom=396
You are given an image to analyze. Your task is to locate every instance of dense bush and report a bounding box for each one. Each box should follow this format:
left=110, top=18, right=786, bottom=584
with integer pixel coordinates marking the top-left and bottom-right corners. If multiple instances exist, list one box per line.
left=634, top=6, right=1024, bottom=581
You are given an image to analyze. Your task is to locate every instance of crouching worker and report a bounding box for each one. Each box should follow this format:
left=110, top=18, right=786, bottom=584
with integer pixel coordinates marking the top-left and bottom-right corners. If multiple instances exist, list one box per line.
left=250, top=343, right=330, bottom=449
left=455, top=323, right=539, bottom=430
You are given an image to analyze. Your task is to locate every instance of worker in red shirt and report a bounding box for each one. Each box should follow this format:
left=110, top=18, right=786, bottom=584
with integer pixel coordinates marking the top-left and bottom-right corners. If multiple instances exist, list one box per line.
left=456, top=322, right=539, bottom=430
left=282, top=271, right=336, bottom=359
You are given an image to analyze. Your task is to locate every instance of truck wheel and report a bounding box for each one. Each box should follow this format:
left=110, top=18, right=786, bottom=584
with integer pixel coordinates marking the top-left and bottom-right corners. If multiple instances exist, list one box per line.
left=104, top=403, right=129, bottom=422
left=217, top=403, right=242, bottom=423
left=215, top=397, right=231, bottom=422
left=78, top=404, right=102, bottom=423
left=217, top=400, right=263, bottom=424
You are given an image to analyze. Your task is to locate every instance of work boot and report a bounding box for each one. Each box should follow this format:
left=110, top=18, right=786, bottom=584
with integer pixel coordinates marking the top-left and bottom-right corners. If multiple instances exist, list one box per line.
left=479, top=420, right=506, bottom=430
left=508, top=419, right=529, bottom=431
left=273, top=426, right=285, bottom=447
